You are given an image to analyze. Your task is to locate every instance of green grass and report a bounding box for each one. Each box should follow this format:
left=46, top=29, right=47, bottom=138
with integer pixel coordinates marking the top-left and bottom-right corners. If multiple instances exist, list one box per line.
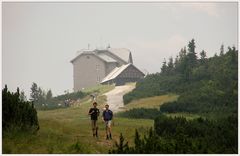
left=3, top=84, right=153, bottom=154
left=119, top=94, right=204, bottom=121
left=4, top=84, right=202, bottom=154
left=121, top=94, right=179, bottom=111
left=82, top=84, right=115, bottom=94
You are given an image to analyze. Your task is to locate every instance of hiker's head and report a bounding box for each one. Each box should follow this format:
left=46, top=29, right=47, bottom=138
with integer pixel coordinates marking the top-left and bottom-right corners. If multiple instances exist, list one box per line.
left=93, top=102, right=97, bottom=107
left=105, top=104, right=109, bottom=110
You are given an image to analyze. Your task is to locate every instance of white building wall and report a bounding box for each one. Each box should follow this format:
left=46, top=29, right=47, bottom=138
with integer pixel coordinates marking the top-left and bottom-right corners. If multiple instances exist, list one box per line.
left=72, top=54, right=106, bottom=91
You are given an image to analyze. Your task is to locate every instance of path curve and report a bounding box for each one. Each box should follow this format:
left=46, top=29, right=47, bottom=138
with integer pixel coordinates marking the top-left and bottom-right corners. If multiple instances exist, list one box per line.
left=103, top=84, right=135, bottom=113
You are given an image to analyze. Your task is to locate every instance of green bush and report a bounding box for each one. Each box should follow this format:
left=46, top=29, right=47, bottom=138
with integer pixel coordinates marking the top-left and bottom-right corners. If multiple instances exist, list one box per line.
left=2, top=85, right=39, bottom=133
left=110, top=114, right=238, bottom=154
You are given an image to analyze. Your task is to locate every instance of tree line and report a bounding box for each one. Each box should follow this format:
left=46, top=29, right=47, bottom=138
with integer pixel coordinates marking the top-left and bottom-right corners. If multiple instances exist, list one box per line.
left=123, top=39, right=237, bottom=116
left=29, top=82, right=87, bottom=110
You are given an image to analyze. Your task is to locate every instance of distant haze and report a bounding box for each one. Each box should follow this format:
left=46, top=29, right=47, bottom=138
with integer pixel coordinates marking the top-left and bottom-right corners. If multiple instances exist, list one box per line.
left=2, top=2, right=238, bottom=98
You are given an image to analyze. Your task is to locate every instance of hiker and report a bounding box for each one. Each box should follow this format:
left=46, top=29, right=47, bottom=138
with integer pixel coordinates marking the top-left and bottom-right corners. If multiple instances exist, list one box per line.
left=88, top=102, right=100, bottom=138
left=102, top=104, right=113, bottom=140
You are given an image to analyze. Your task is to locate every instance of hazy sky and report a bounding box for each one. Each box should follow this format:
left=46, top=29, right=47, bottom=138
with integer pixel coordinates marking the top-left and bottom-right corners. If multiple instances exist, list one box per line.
left=2, top=2, right=238, bottom=97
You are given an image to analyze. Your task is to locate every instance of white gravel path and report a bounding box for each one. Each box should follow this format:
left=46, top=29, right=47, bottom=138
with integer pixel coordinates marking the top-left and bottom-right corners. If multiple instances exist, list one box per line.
left=103, top=84, right=135, bottom=113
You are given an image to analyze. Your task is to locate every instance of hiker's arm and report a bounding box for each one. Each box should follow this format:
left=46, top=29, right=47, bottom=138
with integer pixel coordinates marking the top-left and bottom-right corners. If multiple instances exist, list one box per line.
left=88, top=109, right=93, bottom=115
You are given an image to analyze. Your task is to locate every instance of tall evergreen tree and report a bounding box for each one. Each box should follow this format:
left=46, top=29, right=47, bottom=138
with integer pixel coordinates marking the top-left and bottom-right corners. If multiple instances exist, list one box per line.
left=161, top=58, right=167, bottom=74
left=167, top=57, right=174, bottom=74
left=220, top=44, right=224, bottom=56
left=187, top=39, right=197, bottom=66
left=38, top=87, right=46, bottom=105
left=179, top=47, right=187, bottom=61
left=30, top=82, right=39, bottom=102
left=200, top=50, right=206, bottom=60
left=200, top=50, right=207, bottom=64
left=46, top=89, right=53, bottom=101
left=20, top=90, right=27, bottom=101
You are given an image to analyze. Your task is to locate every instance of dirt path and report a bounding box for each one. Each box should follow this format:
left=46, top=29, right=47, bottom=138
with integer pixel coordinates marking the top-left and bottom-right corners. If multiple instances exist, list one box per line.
left=103, top=84, right=136, bottom=113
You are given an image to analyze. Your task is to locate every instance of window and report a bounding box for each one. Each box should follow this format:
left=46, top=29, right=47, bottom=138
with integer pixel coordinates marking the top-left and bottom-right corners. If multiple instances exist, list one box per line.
left=97, top=76, right=100, bottom=82
left=96, top=65, right=99, bottom=71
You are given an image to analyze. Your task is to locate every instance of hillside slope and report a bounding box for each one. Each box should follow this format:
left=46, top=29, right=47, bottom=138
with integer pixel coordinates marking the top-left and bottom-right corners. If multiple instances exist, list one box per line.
left=3, top=84, right=154, bottom=154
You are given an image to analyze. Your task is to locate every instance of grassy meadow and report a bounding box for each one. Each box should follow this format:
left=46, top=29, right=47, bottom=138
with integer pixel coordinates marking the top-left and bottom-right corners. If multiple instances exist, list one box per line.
left=3, top=84, right=154, bottom=154
left=122, top=94, right=179, bottom=111
left=4, top=84, right=203, bottom=154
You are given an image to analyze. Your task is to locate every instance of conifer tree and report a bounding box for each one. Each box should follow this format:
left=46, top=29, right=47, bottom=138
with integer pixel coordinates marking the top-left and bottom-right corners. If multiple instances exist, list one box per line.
left=220, top=44, right=224, bottom=56
left=187, top=39, right=197, bottom=66
left=161, top=58, right=167, bottom=74
left=30, top=82, right=39, bottom=102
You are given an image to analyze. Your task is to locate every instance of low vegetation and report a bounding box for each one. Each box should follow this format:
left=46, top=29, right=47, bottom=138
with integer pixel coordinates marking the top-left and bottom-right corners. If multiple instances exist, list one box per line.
left=116, top=108, right=161, bottom=119
left=110, top=115, right=237, bottom=154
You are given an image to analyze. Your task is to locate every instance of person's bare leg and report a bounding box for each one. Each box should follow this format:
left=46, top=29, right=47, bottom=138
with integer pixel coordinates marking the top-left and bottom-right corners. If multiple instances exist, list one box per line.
left=92, top=120, right=95, bottom=137
left=105, top=122, right=109, bottom=140
left=108, top=125, right=112, bottom=139
left=95, top=121, right=98, bottom=138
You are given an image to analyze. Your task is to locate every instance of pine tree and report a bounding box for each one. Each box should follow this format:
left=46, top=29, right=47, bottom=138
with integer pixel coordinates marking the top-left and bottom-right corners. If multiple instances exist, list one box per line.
left=30, top=82, right=39, bottom=102
left=3, top=85, right=39, bottom=132
left=167, top=57, right=174, bottom=71
left=220, top=44, right=224, bottom=56
left=187, top=39, right=197, bottom=67
left=38, top=87, right=46, bottom=105
left=161, top=58, right=167, bottom=74
left=20, top=90, right=27, bottom=101
left=200, top=50, right=207, bottom=64
left=200, top=50, right=206, bottom=60
left=109, top=133, right=130, bottom=154
left=46, top=89, right=53, bottom=101
left=174, top=56, right=179, bottom=68
left=134, top=130, right=142, bottom=153
left=179, top=47, right=187, bottom=60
